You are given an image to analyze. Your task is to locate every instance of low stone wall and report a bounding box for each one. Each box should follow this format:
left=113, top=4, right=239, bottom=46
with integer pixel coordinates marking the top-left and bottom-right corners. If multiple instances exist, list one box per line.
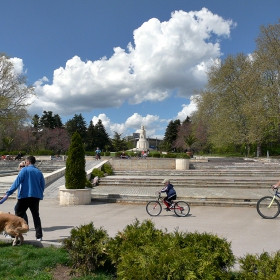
left=44, top=167, right=66, bottom=185
left=109, top=158, right=189, bottom=170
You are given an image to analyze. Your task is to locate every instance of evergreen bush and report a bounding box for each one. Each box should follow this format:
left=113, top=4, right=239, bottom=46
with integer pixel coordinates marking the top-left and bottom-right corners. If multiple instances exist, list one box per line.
left=176, top=153, right=190, bottom=159
left=101, top=163, right=113, bottom=175
left=85, top=178, right=92, bottom=188
left=65, top=132, right=86, bottom=189
left=237, top=251, right=280, bottom=279
left=107, top=219, right=235, bottom=279
left=152, top=152, right=161, bottom=158
left=160, top=153, right=176, bottom=158
left=91, top=168, right=105, bottom=178
left=62, top=222, right=111, bottom=275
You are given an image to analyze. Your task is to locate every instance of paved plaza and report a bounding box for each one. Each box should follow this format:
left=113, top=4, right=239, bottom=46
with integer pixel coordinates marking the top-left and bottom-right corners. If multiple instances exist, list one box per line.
left=1, top=198, right=280, bottom=260
left=0, top=159, right=280, bottom=261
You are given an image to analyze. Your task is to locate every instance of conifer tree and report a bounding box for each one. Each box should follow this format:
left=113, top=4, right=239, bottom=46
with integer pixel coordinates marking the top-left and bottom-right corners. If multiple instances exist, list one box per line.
left=65, top=132, right=86, bottom=189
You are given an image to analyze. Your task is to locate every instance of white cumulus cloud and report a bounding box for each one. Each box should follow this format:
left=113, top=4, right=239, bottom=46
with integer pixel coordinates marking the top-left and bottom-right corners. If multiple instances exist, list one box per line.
left=29, top=8, right=235, bottom=115
left=92, top=112, right=161, bottom=138
left=175, top=96, right=198, bottom=121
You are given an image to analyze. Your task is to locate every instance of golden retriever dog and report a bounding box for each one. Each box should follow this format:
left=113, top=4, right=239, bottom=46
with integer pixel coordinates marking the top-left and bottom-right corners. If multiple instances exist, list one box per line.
left=0, top=211, right=29, bottom=246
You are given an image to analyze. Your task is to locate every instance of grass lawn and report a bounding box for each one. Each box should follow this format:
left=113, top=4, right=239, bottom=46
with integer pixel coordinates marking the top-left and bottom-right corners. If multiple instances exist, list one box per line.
left=0, top=241, right=114, bottom=280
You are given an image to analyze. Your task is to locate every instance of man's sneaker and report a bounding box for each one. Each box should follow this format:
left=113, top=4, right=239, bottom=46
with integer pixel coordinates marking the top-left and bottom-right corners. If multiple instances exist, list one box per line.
left=36, top=238, right=42, bottom=241
left=165, top=208, right=171, bottom=211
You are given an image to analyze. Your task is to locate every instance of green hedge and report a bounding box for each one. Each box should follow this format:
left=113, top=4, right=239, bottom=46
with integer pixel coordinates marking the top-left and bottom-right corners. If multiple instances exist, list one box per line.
left=63, top=222, right=110, bottom=275
left=62, top=219, right=280, bottom=278
left=101, top=163, right=113, bottom=175
left=91, top=168, right=105, bottom=178
left=237, top=251, right=280, bottom=279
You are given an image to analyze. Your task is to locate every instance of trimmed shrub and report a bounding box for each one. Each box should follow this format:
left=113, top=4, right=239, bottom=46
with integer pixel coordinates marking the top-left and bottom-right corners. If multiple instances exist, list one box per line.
left=107, top=219, right=235, bottom=279
left=34, top=150, right=54, bottom=155
left=160, top=153, right=177, bottom=158
left=65, top=132, right=86, bottom=189
left=151, top=152, right=161, bottom=158
left=237, top=251, right=280, bottom=279
left=176, top=153, right=190, bottom=159
left=63, top=222, right=111, bottom=275
left=101, top=163, right=113, bottom=175
left=91, top=168, right=105, bottom=178
left=85, top=178, right=92, bottom=188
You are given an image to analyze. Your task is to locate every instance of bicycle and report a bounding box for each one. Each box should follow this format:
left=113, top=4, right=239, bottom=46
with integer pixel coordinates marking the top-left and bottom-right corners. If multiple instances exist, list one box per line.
left=146, top=192, right=190, bottom=217
left=256, top=187, right=280, bottom=219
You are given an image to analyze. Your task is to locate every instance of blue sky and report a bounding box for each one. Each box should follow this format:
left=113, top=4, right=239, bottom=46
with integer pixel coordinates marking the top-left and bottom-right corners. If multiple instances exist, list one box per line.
left=1, top=0, right=279, bottom=139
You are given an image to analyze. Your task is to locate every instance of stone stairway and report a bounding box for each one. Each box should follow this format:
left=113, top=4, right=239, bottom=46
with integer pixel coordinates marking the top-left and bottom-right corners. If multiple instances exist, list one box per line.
left=91, top=158, right=280, bottom=207
left=97, top=176, right=276, bottom=188
left=0, top=182, right=17, bottom=198
left=0, top=160, right=66, bottom=199
left=113, top=169, right=280, bottom=178
left=0, top=160, right=65, bottom=174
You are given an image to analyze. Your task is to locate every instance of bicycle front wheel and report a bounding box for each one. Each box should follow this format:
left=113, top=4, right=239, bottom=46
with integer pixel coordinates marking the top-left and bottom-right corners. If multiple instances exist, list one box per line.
left=146, top=201, right=162, bottom=216
left=174, top=201, right=190, bottom=217
left=257, top=196, right=280, bottom=219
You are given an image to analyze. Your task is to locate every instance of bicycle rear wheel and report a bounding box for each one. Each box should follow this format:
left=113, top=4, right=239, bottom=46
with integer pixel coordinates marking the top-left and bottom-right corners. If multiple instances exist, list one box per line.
left=256, top=196, right=280, bottom=219
left=146, top=201, right=162, bottom=216
left=174, top=201, right=190, bottom=217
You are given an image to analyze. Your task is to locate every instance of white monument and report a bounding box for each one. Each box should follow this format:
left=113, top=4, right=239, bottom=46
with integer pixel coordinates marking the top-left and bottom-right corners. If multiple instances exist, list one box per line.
left=136, top=125, right=149, bottom=150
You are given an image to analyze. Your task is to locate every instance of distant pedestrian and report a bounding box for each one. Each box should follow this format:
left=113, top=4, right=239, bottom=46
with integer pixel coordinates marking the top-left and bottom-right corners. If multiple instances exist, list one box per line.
left=95, top=147, right=101, bottom=160
left=15, top=151, right=23, bottom=160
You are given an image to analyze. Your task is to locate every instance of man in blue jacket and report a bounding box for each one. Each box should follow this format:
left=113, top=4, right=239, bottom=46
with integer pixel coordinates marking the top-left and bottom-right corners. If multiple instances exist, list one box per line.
left=4, top=156, right=45, bottom=241
left=160, top=178, right=177, bottom=211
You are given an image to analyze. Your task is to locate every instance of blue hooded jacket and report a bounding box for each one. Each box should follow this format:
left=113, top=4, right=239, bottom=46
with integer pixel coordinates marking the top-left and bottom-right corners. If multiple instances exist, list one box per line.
left=6, top=165, right=45, bottom=200
left=161, top=183, right=176, bottom=197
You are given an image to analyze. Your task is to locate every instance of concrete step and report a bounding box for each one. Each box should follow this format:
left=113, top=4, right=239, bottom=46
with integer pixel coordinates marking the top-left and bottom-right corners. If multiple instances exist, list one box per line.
left=98, top=177, right=275, bottom=188
left=0, top=183, right=17, bottom=199
left=90, top=194, right=258, bottom=207
left=113, top=169, right=280, bottom=177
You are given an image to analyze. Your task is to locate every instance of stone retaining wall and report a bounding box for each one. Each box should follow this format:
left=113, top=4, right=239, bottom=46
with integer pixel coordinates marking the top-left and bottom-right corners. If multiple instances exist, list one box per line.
left=109, top=158, right=189, bottom=170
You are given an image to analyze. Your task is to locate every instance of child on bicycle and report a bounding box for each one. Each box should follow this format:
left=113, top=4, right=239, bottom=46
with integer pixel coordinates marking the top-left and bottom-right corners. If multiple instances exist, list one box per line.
left=160, top=178, right=177, bottom=211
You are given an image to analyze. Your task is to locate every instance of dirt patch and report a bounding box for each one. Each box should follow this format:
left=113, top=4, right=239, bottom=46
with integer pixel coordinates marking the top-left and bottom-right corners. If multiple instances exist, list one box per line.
left=52, top=264, right=81, bottom=280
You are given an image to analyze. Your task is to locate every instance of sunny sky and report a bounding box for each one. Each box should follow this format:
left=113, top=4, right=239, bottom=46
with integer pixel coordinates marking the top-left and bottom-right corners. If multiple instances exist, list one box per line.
left=1, top=0, right=279, bottom=139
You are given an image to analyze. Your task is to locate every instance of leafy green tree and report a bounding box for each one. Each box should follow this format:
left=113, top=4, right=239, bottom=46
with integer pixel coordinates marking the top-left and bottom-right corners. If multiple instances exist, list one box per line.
left=0, top=55, right=33, bottom=150
left=40, top=111, right=56, bottom=129
left=31, top=114, right=40, bottom=129
left=0, top=54, right=34, bottom=122
left=65, top=114, right=87, bottom=143
left=65, top=132, right=86, bottom=189
left=193, top=52, right=274, bottom=156
left=86, top=120, right=96, bottom=151
left=111, top=132, right=127, bottom=152
left=94, top=119, right=111, bottom=151
left=162, top=119, right=181, bottom=150
left=53, top=114, right=63, bottom=128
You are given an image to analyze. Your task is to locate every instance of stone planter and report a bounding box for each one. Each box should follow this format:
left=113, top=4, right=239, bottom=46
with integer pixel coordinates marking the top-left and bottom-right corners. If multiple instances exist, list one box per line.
left=59, top=186, right=92, bottom=205
left=175, top=159, right=189, bottom=170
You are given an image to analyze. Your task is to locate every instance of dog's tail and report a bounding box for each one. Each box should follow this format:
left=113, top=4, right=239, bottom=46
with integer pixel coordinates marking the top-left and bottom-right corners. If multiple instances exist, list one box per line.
left=19, top=222, right=29, bottom=233
left=13, top=220, right=29, bottom=235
